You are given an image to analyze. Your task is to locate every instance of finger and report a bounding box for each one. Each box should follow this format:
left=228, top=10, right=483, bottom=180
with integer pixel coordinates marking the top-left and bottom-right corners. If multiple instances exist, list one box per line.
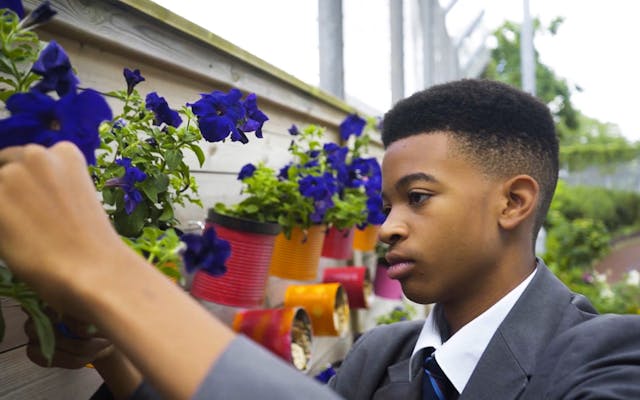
left=0, top=144, right=30, bottom=167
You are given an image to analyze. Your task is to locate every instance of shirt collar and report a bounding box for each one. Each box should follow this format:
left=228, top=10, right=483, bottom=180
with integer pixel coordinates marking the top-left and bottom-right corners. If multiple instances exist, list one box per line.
left=409, top=265, right=538, bottom=393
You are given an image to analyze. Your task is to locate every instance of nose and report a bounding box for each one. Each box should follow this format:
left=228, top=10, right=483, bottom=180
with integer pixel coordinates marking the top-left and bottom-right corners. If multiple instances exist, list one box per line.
left=378, top=210, right=408, bottom=246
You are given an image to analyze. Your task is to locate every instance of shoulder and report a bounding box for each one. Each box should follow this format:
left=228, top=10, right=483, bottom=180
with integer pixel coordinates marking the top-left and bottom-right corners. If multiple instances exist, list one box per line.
left=525, top=314, right=640, bottom=399
left=328, top=320, right=423, bottom=396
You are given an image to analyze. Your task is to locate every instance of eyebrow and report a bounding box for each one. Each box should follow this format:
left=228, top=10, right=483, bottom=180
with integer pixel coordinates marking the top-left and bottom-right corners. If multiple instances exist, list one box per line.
left=382, top=172, right=439, bottom=201
left=395, top=172, right=439, bottom=190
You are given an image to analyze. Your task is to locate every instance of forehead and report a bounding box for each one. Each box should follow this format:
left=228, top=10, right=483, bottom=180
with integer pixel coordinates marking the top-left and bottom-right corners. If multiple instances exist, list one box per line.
left=381, top=132, right=482, bottom=190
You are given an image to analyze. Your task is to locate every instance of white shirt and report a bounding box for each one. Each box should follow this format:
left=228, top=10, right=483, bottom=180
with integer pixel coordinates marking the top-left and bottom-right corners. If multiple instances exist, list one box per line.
left=409, top=267, right=537, bottom=393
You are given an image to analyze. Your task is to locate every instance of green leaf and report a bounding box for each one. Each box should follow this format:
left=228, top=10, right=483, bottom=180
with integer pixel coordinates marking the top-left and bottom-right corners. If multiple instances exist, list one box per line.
left=165, top=149, right=182, bottom=170
left=158, top=206, right=173, bottom=222
left=20, top=298, right=54, bottom=365
left=113, top=204, right=148, bottom=238
left=188, top=143, right=206, bottom=167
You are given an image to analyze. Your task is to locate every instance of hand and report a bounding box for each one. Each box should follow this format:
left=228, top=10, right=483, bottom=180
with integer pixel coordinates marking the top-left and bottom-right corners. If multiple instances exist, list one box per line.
left=0, top=142, right=129, bottom=317
left=25, top=310, right=143, bottom=399
left=24, top=310, right=114, bottom=369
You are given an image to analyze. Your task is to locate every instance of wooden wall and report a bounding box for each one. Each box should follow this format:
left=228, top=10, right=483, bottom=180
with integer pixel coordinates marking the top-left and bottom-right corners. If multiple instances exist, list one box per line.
left=1, top=0, right=385, bottom=397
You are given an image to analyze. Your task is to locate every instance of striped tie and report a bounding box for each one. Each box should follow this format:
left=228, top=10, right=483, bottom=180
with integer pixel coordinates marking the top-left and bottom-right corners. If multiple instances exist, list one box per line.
left=422, top=348, right=459, bottom=400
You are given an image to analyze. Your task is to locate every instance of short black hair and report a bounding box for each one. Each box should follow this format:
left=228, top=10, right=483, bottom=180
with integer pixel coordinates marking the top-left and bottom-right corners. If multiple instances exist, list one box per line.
left=381, top=79, right=558, bottom=236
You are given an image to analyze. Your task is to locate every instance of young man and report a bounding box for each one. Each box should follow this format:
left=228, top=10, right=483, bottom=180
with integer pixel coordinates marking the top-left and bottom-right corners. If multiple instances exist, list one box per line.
left=1, top=79, right=639, bottom=400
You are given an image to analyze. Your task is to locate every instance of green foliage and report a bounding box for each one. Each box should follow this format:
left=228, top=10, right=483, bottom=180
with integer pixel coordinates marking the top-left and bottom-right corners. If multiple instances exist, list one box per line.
left=216, top=123, right=375, bottom=238
left=547, top=180, right=640, bottom=234
left=544, top=182, right=640, bottom=313
left=91, top=90, right=204, bottom=238
left=0, top=264, right=54, bottom=363
left=0, top=10, right=41, bottom=100
left=376, top=303, right=416, bottom=325
left=122, top=226, right=183, bottom=280
left=214, top=162, right=315, bottom=238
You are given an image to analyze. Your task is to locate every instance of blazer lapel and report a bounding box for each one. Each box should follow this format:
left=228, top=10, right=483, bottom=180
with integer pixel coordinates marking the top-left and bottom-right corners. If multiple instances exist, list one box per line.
left=373, top=358, right=422, bottom=400
left=461, top=263, right=579, bottom=400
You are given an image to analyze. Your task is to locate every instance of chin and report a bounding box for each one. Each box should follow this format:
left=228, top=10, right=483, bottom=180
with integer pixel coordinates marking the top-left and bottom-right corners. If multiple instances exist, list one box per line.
left=400, top=282, right=436, bottom=305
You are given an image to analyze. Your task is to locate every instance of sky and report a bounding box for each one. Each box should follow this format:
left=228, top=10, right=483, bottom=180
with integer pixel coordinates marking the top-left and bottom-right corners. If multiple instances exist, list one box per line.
left=151, top=0, right=640, bottom=141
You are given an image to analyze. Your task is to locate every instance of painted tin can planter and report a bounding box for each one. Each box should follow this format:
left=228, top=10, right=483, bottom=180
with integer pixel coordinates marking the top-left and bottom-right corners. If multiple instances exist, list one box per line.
left=232, top=307, right=313, bottom=371
left=373, top=263, right=403, bottom=300
left=190, top=210, right=281, bottom=308
left=284, top=283, right=350, bottom=336
left=321, top=227, right=355, bottom=259
left=322, top=266, right=373, bottom=309
left=269, top=225, right=326, bottom=281
left=352, top=224, right=380, bottom=252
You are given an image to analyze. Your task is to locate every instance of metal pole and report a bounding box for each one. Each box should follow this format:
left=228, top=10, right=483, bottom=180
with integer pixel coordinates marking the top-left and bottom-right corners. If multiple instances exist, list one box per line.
left=390, top=0, right=405, bottom=103
left=419, top=0, right=435, bottom=88
left=521, top=0, right=536, bottom=95
left=318, top=0, right=345, bottom=99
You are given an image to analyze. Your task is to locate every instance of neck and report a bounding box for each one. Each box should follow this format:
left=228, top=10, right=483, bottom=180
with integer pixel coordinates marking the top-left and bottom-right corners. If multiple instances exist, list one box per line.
left=441, top=250, right=536, bottom=335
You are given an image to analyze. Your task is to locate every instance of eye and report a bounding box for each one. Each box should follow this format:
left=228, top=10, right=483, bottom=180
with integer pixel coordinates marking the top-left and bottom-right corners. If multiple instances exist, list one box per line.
left=382, top=204, right=391, bottom=216
left=408, top=191, right=431, bottom=206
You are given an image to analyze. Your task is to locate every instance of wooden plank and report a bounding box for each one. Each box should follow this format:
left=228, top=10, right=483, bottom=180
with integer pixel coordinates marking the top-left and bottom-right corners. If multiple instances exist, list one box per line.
left=0, top=298, right=28, bottom=353
left=0, top=346, right=102, bottom=400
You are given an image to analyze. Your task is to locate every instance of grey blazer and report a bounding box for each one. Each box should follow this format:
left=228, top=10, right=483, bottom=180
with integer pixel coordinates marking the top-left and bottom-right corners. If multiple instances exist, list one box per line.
left=329, top=263, right=640, bottom=400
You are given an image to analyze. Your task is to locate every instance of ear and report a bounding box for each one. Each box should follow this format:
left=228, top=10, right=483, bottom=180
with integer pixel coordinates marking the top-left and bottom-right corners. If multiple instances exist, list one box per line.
left=497, top=175, right=539, bottom=231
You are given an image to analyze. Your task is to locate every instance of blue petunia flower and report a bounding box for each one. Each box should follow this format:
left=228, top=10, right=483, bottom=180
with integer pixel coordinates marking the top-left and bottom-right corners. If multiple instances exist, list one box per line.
left=105, top=158, right=147, bottom=215
left=0, top=90, right=112, bottom=164
left=237, top=163, right=256, bottom=180
left=299, top=173, right=337, bottom=202
left=365, top=194, right=386, bottom=225
left=123, top=68, right=145, bottom=95
left=20, top=1, right=56, bottom=29
left=241, top=93, right=268, bottom=138
left=278, top=162, right=291, bottom=180
left=339, top=113, right=366, bottom=140
left=145, top=92, right=182, bottom=128
left=31, top=40, right=79, bottom=97
left=288, top=124, right=300, bottom=136
left=189, top=89, right=245, bottom=143
left=310, top=197, right=334, bottom=224
left=314, top=365, right=337, bottom=384
left=0, top=0, right=24, bottom=18
left=180, top=226, right=231, bottom=276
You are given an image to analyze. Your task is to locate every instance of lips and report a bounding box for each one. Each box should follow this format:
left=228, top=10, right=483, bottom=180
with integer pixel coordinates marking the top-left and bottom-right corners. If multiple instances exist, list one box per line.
left=385, top=252, right=415, bottom=279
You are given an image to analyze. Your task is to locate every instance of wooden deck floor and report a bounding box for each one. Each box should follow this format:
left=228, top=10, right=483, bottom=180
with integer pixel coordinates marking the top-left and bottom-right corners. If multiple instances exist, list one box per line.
left=0, top=298, right=103, bottom=400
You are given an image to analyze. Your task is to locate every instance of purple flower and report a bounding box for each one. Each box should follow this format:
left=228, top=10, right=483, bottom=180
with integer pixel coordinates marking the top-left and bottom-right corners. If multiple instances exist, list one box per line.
left=181, top=226, right=231, bottom=276
left=189, top=89, right=246, bottom=143
left=241, top=93, right=268, bottom=138
left=123, top=68, right=145, bottom=95
left=31, top=40, right=79, bottom=96
left=0, top=90, right=112, bottom=164
left=288, top=124, right=300, bottom=135
left=278, top=163, right=291, bottom=180
left=237, top=163, right=256, bottom=180
left=105, top=158, right=147, bottom=214
left=299, top=173, right=337, bottom=202
left=310, top=197, right=334, bottom=224
left=189, top=89, right=268, bottom=144
left=314, top=366, right=336, bottom=384
left=1, top=0, right=24, bottom=18
left=365, top=195, right=386, bottom=225
left=339, top=113, right=366, bottom=140
left=145, top=92, right=182, bottom=128
left=20, top=1, right=56, bottom=29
